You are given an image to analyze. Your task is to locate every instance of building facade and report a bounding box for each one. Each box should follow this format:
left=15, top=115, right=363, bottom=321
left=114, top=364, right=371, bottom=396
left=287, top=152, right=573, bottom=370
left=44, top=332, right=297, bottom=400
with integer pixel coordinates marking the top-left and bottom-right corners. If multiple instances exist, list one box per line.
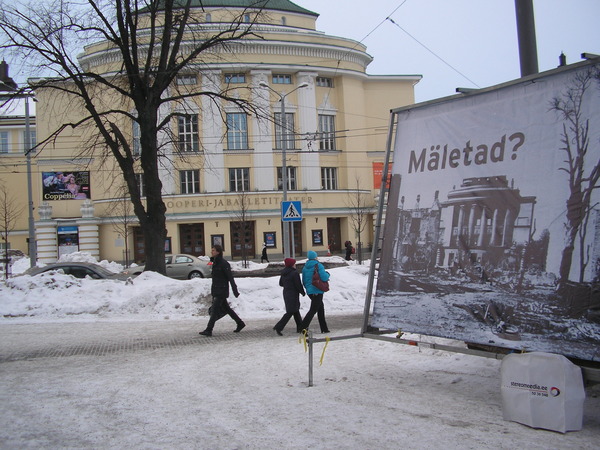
left=1, top=1, right=420, bottom=264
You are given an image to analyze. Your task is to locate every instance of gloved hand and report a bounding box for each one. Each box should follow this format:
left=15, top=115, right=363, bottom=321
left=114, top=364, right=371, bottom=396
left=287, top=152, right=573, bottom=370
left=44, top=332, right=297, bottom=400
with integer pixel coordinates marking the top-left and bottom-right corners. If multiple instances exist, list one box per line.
left=233, top=290, right=240, bottom=298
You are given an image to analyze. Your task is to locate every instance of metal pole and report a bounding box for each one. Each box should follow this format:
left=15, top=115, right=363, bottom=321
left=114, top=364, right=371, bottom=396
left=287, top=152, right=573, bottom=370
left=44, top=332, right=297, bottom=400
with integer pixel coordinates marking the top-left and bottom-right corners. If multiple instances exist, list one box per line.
left=24, top=96, right=36, bottom=268
left=308, top=330, right=314, bottom=387
left=291, top=223, right=295, bottom=259
left=514, top=0, right=539, bottom=77
left=280, top=95, right=290, bottom=259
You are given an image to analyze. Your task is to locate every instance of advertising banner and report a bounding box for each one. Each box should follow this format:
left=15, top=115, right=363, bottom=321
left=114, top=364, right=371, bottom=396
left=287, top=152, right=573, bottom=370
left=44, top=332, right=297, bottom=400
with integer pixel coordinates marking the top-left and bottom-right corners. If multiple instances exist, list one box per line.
left=372, top=62, right=600, bottom=361
left=42, top=171, right=90, bottom=200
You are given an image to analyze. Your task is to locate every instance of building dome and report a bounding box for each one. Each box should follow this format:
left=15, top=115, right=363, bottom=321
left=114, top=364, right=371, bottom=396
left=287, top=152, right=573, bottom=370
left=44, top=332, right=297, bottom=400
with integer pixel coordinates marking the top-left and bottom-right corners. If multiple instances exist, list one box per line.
left=181, top=0, right=318, bottom=16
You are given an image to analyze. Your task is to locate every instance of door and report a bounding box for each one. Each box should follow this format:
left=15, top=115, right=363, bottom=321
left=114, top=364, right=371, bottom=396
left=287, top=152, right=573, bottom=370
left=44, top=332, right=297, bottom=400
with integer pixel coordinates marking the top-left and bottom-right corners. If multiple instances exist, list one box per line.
left=230, top=220, right=255, bottom=259
left=133, top=227, right=145, bottom=263
left=179, top=223, right=205, bottom=257
left=327, top=218, right=341, bottom=254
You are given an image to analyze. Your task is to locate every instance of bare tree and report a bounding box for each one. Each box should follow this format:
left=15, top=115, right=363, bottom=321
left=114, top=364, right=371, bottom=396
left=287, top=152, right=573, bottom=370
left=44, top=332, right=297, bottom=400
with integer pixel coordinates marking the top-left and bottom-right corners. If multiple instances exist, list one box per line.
left=0, top=183, right=24, bottom=278
left=229, top=189, right=253, bottom=269
left=346, top=176, right=371, bottom=264
left=0, top=0, right=268, bottom=274
left=550, top=65, right=600, bottom=284
left=108, top=182, right=137, bottom=267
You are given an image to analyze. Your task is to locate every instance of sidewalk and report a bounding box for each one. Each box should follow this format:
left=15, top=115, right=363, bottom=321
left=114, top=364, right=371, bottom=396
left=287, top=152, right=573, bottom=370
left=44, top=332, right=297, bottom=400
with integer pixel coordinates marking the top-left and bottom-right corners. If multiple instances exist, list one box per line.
left=0, top=314, right=364, bottom=363
left=1, top=314, right=599, bottom=449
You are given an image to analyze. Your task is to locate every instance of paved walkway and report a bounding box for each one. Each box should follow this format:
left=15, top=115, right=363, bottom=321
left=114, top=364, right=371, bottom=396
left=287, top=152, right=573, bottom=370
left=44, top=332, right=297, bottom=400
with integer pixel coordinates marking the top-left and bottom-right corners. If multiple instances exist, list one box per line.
left=0, top=314, right=365, bottom=363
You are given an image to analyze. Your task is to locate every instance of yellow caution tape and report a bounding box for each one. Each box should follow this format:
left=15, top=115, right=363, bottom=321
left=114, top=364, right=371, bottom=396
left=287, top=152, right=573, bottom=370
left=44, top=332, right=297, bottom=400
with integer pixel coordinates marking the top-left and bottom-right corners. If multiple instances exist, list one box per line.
left=319, top=336, right=330, bottom=366
left=299, top=329, right=308, bottom=352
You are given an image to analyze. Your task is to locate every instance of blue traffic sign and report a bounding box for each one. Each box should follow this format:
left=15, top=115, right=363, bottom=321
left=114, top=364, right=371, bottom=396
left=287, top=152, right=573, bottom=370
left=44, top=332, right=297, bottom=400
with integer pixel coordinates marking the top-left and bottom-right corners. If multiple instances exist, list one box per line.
left=281, top=201, right=302, bottom=222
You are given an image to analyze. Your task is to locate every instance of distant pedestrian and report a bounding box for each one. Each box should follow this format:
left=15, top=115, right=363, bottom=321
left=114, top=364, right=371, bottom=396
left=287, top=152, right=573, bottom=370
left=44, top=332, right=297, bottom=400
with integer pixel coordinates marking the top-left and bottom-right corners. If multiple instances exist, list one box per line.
left=273, top=258, right=305, bottom=336
left=300, top=250, right=330, bottom=333
left=261, top=243, right=269, bottom=263
left=345, top=240, right=353, bottom=261
left=199, top=245, right=245, bottom=336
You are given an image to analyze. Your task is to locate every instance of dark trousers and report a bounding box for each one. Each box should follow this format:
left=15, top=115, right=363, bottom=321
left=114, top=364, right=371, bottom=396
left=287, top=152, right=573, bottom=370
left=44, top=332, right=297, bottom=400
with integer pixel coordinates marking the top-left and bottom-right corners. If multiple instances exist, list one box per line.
left=301, top=294, right=329, bottom=332
left=274, top=311, right=302, bottom=332
left=206, top=296, right=243, bottom=331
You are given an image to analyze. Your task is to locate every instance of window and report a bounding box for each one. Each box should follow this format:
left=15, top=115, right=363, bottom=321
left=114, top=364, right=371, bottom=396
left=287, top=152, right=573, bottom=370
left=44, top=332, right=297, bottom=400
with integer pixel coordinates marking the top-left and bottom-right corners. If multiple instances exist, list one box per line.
left=226, top=113, right=248, bottom=150
left=135, top=173, right=146, bottom=197
left=23, top=130, right=36, bottom=153
left=180, top=170, right=200, bottom=194
left=281, top=16, right=287, bottom=25
left=0, top=132, right=8, bottom=153
left=244, top=14, right=251, bottom=23
left=132, top=120, right=140, bottom=156
left=321, top=167, right=337, bottom=190
left=229, top=168, right=250, bottom=192
left=274, top=112, right=295, bottom=150
left=224, top=73, right=246, bottom=84
left=272, top=74, right=291, bottom=84
left=277, top=166, right=297, bottom=191
left=178, top=115, right=199, bottom=152
left=318, top=114, right=336, bottom=150
left=316, top=77, right=333, bottom=87
left=205, top=13, right=212, bottom=22
left=177, top=74, right=197, bottom=85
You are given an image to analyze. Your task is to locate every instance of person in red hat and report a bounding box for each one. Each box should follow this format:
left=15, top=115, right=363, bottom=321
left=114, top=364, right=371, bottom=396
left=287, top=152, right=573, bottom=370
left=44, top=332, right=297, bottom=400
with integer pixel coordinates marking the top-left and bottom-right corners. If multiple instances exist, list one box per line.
left=273, top=258, right=306, bottom=336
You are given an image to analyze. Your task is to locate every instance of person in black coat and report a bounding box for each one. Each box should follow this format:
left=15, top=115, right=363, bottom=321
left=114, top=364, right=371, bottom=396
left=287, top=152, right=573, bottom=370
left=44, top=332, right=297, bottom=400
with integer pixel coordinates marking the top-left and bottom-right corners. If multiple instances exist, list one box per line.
left=273, top=258, right=305, bottom=336
left=345, top=240, right=353, bottom=261
left=261, top=243, right=269, bottom=263
left=199, top=245, right=245, bottom=336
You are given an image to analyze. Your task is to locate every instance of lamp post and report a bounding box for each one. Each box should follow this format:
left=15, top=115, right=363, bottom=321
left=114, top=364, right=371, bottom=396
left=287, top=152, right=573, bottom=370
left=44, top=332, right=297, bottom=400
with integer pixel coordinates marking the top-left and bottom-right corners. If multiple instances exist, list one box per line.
left=259, top=80, right=308, bottom=258
left=0, top=62, right=37, bottom=268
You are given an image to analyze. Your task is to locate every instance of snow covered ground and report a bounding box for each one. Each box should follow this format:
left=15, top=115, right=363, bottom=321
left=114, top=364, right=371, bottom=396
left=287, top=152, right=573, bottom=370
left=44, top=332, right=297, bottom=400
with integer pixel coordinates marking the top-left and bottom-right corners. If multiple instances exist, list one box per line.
left=0, top=253, right=599, bottom=448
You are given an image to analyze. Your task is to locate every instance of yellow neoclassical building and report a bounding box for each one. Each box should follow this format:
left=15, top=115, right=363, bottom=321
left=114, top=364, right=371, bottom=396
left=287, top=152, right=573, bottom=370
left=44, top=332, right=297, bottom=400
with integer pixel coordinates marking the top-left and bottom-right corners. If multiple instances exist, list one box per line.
left=1, top=0, right=420, bottom=265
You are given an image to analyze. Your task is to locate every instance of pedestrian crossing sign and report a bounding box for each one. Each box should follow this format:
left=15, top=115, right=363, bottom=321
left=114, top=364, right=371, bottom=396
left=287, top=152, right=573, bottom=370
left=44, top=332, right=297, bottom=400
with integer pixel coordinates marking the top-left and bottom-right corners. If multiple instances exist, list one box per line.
left=281, top=201, right=302, bottom=222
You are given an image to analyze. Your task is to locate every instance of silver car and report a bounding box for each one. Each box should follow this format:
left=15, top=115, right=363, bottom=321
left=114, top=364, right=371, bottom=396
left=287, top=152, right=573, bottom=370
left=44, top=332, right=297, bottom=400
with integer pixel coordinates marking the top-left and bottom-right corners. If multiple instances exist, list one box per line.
left=122, top=254, right=211, bottom=279
left=24, top=262, right=132, bottom=281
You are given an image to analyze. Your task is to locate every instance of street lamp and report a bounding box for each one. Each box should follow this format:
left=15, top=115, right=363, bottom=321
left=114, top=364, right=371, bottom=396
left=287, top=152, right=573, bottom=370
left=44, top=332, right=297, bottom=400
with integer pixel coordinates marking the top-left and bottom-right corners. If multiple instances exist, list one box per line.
left=0, top=61, right=37, bottom=268
left=259, top=80, right=308, bottom=258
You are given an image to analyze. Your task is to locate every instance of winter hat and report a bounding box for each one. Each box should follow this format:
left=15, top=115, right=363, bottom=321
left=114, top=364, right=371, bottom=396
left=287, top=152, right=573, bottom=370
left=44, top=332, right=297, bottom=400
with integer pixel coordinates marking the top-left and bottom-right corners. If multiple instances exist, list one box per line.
left=307, top=250, right=318, bottom=260
left=284, top=258, right=296, bottom=267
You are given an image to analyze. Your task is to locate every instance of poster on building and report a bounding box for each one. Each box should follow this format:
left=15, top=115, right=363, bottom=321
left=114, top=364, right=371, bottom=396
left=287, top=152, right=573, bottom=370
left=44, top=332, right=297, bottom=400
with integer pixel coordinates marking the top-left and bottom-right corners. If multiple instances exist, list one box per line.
left=372, top=61, right=600, bottom=361
left=42, top=171, right=90, bottom=200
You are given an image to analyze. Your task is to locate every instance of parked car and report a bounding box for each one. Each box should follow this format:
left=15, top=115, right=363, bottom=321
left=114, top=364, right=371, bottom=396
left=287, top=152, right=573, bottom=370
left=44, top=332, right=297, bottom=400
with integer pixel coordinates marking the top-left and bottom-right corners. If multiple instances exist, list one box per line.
left=122, top=254, right=211, bottom=280
left=24, top=262, right=132, bottom=281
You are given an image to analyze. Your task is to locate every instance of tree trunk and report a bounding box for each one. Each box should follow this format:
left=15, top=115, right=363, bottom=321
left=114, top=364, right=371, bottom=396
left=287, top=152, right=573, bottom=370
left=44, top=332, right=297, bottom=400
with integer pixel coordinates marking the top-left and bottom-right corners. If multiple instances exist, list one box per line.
left=559, top=224, right=579, bottom=283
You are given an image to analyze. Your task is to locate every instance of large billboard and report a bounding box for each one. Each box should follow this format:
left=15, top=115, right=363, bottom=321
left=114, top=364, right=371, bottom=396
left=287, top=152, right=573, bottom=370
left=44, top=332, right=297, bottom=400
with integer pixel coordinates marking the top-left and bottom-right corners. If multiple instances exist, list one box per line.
left=372, top=61, right=600, bottom=361
left=42, top=171, right=90, bottom=200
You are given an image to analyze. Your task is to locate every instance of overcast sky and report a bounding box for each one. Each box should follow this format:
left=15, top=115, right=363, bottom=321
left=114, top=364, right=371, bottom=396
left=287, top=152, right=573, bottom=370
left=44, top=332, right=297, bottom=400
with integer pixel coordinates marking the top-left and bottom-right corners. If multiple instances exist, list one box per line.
left=298, top=0, right=600, bottom=103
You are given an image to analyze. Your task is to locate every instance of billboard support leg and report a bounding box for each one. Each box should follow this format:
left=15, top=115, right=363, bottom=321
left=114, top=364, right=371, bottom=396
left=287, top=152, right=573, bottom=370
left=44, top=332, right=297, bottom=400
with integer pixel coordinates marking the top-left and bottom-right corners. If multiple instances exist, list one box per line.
left=308, top=331, right=313, bottom=387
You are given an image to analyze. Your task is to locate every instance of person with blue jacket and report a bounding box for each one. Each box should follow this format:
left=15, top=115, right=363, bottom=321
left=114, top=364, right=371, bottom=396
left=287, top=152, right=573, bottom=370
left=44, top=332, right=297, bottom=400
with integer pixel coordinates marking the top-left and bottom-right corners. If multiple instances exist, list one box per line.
left=300, top=250, right=331, bottom=333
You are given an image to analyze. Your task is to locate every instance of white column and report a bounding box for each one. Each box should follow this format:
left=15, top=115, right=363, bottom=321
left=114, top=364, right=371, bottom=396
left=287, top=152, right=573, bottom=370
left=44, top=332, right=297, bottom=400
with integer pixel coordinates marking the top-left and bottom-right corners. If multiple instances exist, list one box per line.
left=76, top=220, right=100, bottom=260
left=202, top=70, right=225, bottom=193
left=297, top=72, right=320, bottom=190
left=478, top=208, right=487, bottom=247
left=467, top=205, right=476, bottom=244
left=491, top=208, right=499, bottom=245
left=35, top=220, right=58, bottom=264
left=251, top=70, right=275, bottom=191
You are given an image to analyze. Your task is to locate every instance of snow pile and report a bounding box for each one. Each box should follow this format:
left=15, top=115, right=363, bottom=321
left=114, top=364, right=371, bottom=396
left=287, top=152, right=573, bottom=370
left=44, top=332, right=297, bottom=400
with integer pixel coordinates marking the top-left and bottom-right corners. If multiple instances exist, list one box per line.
left=1, top=252, right=369, bottom=322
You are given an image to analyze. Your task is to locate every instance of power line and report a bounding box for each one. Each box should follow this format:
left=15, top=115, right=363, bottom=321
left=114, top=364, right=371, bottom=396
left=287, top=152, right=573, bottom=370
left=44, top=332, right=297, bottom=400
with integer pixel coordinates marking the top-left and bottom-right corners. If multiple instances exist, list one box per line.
left=385, top=16, right=481, bottom=88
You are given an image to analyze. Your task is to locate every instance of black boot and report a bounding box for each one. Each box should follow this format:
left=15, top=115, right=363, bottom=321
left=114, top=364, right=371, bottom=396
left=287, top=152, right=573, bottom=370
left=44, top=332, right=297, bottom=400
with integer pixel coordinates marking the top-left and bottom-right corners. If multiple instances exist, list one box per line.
left=273, top=326, right=283, bottom=336
left=199, top=329, right=212, bottom=337
left=234, top=322, right=246, bottom=333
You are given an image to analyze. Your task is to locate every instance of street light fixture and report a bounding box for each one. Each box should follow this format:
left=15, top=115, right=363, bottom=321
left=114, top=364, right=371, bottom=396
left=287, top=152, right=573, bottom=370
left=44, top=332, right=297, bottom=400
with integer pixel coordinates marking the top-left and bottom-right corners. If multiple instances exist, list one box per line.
left=0, top=61, right=37, bottom=268
left=259, top=80, right=308, bottom=258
